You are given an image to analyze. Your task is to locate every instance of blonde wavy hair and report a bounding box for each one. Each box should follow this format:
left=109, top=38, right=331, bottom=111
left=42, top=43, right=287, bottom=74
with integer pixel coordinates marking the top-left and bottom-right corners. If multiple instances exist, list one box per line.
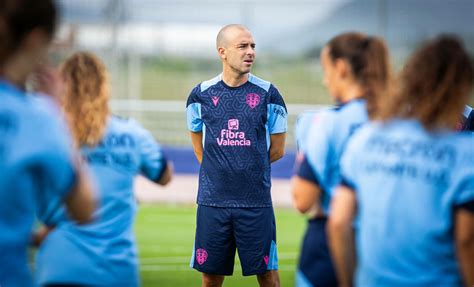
left=61, top=51, right=110, bottom=147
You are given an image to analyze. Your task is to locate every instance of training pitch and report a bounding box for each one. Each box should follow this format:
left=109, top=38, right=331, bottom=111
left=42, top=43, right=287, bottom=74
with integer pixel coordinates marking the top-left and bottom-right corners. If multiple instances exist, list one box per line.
left=136, top=204, right=306, bottom=286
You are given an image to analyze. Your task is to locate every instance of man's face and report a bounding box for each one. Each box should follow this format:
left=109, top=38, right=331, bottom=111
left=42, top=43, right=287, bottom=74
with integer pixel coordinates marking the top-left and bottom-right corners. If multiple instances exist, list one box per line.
left=221, top=29, right=256, bottom=75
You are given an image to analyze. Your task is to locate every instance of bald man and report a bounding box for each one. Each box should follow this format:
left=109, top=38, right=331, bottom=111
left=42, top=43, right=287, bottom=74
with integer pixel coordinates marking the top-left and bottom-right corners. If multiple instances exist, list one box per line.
left=186, top=24, right=287, bottom=287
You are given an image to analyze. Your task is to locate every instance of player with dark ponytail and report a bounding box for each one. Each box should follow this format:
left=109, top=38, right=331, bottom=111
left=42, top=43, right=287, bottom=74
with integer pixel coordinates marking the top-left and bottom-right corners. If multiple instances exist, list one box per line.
left=329, top=35, right=474, bottom=287
left=291, top=32, right=391, bottom=287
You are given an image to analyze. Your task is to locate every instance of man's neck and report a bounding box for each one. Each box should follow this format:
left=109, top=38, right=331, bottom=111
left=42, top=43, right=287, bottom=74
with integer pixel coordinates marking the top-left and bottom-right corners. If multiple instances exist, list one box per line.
left=221, top=68, right=249, bottom=88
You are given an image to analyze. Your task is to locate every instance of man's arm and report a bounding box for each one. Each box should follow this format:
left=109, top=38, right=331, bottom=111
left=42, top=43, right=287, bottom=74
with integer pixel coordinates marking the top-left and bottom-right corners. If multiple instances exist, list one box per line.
left=327, top=185, right=357, bottom=287
left=269, top=133, right=285, bottom=163
left=455, top=208, right=474, bottom=287
left=190, top=131, right=203, bottom=164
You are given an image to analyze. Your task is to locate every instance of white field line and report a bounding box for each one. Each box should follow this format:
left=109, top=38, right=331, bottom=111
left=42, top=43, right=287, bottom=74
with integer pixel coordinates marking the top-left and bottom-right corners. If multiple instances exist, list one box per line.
left=140, top=244, right=298, bottom=255
left=140, top=264, right=296, bottom=272
left=140, top=252, right=298, bottom=265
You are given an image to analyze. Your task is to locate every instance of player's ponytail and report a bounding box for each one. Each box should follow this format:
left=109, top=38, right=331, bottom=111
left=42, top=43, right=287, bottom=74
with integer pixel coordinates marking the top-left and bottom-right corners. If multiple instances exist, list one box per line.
left=379, top=35, right=473, bottom=130
left=61, top=52, right=110, bottom=147
left=0, top=0, right=57, bottom=66
left=326, top=32, right=391, bottom=119
left=360, top=37, right=390, bottom=119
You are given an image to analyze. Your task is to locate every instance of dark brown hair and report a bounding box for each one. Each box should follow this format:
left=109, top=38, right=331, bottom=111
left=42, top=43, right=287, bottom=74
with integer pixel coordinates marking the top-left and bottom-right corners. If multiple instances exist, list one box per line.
left=326, top=32, right=391, bottom=118
left=0, top=0, right=57, bottom=64
left=379, top=35, right=473, bottom=130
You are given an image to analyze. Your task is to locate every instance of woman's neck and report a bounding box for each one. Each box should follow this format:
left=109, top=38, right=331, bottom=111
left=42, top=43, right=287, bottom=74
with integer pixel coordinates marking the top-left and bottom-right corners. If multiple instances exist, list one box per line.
left=339, top=84, right=364, bottom=104
left=1, top=57, right=28, bottom=89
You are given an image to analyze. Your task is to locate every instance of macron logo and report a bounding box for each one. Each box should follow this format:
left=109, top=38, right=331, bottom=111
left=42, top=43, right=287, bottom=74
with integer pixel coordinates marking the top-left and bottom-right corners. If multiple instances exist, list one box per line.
left=211, top=96, right=220, bottom=106
left=217, top=119, right=251, bottom=146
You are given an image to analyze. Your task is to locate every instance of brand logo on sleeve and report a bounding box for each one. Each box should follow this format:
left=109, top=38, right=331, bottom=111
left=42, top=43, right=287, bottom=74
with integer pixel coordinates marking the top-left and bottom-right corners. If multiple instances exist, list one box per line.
left=217, top=119, right=251, bottom=146
left=246, top=93, right=260, bottom=109
left=273, top=106, right=287, bottom=118
left=211, top=96, right=220, bottom=106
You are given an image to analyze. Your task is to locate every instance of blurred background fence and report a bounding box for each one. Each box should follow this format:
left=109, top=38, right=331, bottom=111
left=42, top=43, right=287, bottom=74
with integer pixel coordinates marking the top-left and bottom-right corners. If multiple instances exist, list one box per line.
left=52, top=0, right=474, bottom=149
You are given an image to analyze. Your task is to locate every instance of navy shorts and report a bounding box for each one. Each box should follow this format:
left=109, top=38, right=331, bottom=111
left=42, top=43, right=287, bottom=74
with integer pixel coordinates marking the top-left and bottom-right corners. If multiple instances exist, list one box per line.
left=296, top=217, right=337, bottom=287
left=190, top=205, right=278, bottom=276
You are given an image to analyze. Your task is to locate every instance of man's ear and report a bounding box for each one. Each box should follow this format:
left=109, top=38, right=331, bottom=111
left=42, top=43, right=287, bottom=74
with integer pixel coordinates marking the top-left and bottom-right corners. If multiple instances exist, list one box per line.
left=217, top=47, right=226, bottom=60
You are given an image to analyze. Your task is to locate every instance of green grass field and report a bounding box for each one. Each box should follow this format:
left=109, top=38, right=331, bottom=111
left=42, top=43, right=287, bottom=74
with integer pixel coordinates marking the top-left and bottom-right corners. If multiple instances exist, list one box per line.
left=135, top=204, right=306, bottom=287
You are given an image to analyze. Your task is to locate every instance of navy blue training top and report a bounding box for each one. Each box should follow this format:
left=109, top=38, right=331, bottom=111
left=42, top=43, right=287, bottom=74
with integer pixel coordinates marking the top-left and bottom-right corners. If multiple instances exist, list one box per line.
left=186, top=73, right=287, bottom=208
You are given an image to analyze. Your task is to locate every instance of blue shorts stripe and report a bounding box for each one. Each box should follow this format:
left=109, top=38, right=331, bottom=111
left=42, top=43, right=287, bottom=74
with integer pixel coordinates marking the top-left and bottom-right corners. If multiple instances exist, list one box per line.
left=189, top=243, right=196, bottom=268
left=267, top=240, right=278, bottom=270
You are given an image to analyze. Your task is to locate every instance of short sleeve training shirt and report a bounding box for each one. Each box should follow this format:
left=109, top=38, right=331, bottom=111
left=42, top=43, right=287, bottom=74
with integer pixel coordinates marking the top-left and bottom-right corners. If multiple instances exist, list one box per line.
left=186, top=74, right=287, bottom=207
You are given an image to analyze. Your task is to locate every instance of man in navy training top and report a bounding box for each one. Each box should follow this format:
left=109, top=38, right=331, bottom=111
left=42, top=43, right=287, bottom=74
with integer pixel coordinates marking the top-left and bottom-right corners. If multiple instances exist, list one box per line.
left=186, top=24, right=287, bottom=287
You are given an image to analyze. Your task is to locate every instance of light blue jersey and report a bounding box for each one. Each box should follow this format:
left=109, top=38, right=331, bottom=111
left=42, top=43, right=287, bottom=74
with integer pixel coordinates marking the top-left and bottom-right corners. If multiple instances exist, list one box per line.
left=36, top=116, right=168, bottom=286
left=295, top=111, right=318, bottom=152
left=296, top=99, right=368, bottom=213
left=0, top=80, right=76, bottom=287
left=340, top=119, right=474, bottom=287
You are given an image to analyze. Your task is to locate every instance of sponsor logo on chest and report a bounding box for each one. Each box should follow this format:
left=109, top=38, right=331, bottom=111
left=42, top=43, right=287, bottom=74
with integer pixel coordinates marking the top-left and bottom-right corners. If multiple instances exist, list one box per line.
left=217, top=119, right=251, bottom=146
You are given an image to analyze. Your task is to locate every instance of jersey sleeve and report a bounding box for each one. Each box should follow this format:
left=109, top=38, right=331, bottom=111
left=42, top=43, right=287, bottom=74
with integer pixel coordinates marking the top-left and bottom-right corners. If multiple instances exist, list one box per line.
left=267, top=85, right=287, bottom=134
left=295, top=112, right=333, bottom=189
left=186, top=86, right=203, bottom=132
left=131, top=119, right=168, bottom=182
left=454, top=177, right=474, bottom=212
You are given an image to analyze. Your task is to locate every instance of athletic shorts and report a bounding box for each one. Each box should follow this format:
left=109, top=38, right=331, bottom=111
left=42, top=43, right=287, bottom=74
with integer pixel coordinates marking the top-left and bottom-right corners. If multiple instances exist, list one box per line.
left=190, top=205, right=278, bottom=276
left=296, top=217, right=337, bottom=287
